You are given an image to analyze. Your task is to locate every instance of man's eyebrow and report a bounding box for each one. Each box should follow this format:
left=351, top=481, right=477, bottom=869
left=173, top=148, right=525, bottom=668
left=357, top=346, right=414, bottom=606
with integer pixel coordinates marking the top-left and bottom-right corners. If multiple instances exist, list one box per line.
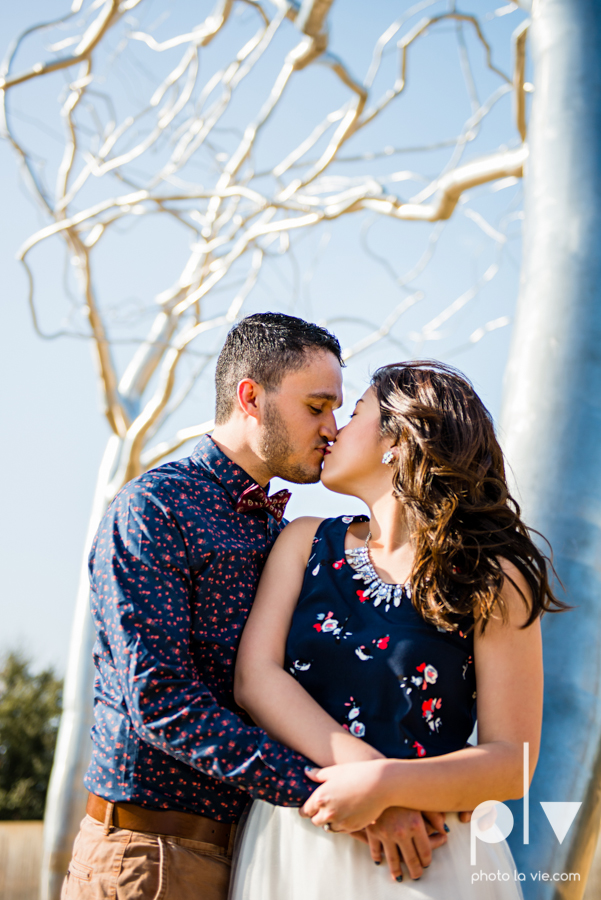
left=307, top=391, right=343, bottom=409
left=307, top=391, right=340, bottom=401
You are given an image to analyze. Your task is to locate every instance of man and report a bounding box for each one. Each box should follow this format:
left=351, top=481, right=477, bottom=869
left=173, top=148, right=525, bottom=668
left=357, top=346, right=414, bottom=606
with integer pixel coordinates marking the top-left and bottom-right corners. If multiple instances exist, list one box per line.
left=62, top=313, right=450, bottom=900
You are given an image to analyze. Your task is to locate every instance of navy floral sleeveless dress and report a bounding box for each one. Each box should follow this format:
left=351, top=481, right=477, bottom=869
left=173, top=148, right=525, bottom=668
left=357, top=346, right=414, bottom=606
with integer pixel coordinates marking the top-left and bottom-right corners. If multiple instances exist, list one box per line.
left=230, top=515, right=524, bottom=900
left=284, top=515, right=477, bottom=759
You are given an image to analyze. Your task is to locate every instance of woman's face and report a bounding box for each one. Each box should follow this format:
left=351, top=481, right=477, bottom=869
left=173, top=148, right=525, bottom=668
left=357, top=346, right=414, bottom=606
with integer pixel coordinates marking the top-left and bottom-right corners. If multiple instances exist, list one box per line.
left=321, top=387, right=393, bottom=496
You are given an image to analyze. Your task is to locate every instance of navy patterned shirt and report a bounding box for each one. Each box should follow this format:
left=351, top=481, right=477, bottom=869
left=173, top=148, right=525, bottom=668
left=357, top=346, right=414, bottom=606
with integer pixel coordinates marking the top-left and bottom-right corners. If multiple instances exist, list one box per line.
left=84, top=435, right=313, bottom=822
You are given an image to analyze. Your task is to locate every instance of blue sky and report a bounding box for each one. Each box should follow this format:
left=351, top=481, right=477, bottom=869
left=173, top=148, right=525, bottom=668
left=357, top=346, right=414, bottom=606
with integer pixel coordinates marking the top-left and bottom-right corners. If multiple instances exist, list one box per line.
left=0, top=0, right=529, bottom=672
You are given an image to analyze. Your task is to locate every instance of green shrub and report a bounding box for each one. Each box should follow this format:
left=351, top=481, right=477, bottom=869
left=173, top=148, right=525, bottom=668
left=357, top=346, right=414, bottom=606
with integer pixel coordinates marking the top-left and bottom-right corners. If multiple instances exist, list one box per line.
left=0, top=652, right=62, bottom=820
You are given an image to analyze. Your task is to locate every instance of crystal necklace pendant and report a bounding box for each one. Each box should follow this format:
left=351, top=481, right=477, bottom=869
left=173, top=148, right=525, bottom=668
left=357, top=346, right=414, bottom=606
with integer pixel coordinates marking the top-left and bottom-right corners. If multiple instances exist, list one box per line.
left=345, top=531, right=410, bottom=612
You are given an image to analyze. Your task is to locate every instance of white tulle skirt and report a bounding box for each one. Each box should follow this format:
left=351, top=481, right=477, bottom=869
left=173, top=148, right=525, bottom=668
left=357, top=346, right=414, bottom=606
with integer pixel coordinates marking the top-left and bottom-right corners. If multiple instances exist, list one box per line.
left=229, top=801, right=524, bottom=900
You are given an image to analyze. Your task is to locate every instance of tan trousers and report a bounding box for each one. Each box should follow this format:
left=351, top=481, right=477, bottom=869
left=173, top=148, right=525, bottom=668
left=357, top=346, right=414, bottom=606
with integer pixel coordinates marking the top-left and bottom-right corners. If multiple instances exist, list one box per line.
left=61, top=814, right=232, bottom=900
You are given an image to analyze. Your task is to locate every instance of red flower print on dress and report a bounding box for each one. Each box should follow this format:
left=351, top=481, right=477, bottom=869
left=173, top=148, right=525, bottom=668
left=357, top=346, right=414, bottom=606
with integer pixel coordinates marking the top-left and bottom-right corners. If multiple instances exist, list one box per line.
left=312, top=612, right=336, bottom=632
left=413, top=740, right=427, bottom=758
left=422, top=697, right=442, bottom=732
left=332, top=559, right=346, bottom=569
left=313, top=612, right=353, bottom=642
left=355, top=634, right=390, bottom=660
left=462, top=655, right=473, bottom=679
left=356, top=590, right=368, bottom=603
left=424, top=664, right=438, bottom=685
left=321, top=612, right=338, bottom=633
left=344, top=697, right=366, bottom=738
left=414, top=661, right=438, bottom=689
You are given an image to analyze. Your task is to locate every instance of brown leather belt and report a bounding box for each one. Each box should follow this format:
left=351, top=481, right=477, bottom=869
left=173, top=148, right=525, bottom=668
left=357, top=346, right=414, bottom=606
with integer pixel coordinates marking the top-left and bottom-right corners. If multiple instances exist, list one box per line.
left=86, top=793, right=234, bottom=850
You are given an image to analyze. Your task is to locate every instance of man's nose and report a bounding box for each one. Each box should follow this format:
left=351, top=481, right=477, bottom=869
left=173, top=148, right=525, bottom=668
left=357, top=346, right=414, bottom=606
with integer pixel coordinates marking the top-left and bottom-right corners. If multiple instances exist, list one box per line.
left=320, top=410, right=338, bottom=441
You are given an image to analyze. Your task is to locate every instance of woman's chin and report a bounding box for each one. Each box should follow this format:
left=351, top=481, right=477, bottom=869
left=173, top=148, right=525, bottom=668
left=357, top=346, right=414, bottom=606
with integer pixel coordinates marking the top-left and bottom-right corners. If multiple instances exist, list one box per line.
left=320, top=466, right=351, bottom=496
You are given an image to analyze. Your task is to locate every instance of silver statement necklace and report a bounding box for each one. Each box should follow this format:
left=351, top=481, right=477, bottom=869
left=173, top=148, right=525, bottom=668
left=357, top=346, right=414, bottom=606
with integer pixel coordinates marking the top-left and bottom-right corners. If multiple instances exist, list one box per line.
left=345, top=530, right=411, bottom=612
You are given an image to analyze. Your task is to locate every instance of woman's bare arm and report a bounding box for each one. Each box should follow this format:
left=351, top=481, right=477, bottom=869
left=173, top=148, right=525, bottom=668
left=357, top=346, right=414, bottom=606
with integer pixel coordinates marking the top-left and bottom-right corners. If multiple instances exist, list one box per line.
left=301, top=559, right=544, bottom=829
left=234, top=517, right=384, bottom=766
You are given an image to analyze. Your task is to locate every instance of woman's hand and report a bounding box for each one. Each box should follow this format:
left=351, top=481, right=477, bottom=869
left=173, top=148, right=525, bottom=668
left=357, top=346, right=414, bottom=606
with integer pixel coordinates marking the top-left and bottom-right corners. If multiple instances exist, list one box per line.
left=300, top=761, right=387, bottom=832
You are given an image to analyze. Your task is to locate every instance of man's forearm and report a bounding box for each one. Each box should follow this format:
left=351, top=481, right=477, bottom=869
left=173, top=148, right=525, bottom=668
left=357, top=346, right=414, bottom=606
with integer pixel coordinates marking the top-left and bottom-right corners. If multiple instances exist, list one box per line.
left=121, top=670, right=313, bottom=805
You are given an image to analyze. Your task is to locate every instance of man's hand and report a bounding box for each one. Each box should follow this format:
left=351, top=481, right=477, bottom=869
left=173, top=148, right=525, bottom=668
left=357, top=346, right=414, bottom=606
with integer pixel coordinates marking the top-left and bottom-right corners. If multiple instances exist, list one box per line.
left=351, top=807, right=449, bottom=881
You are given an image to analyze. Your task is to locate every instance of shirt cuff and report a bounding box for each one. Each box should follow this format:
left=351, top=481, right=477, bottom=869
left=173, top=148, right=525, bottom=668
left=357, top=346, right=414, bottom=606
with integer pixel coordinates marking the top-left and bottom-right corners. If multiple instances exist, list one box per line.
left=257, top=735, right=315, bottom=806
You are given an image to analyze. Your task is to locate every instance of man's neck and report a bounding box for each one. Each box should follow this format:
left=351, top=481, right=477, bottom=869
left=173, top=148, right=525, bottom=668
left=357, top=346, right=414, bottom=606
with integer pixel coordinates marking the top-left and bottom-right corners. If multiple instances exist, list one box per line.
left=211, top=426, right=272, bottom=488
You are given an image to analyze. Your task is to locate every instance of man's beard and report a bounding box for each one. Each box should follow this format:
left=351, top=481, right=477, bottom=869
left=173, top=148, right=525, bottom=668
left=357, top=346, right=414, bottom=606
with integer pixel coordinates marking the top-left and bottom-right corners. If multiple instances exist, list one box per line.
left=259, top=399, right=323, bottom=484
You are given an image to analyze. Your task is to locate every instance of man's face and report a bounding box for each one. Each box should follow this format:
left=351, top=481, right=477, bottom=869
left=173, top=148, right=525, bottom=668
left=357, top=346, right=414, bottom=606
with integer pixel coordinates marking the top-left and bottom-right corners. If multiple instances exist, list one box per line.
left=258, top=350, right=343, bottom=484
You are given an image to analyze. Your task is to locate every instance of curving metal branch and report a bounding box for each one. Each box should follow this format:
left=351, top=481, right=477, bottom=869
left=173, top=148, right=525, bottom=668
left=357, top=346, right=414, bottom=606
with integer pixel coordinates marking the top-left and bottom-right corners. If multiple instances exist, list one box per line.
left=0, top=0, right=124, bottom=91
left=4, top=0, right=529, bottom=485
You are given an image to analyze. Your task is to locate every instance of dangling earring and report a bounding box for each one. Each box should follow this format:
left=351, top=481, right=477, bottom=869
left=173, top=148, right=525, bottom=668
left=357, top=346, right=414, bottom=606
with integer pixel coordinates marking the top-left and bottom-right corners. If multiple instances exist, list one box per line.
left=381, top=450, right=395, bottom=466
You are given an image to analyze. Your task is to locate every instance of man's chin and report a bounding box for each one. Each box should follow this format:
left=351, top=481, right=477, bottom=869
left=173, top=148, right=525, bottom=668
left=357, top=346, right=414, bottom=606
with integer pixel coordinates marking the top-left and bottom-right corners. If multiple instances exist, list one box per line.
left=286, top=469, right=322, bottom=486
left=274, top=461, right=323, bottom=485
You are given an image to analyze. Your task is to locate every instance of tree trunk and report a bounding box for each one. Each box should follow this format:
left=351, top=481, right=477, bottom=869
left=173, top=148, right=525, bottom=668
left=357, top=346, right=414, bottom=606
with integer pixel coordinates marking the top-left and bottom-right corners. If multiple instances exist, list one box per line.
left=40, top=437, right=121, bottom=900
left=500, top=0, right=601, bottom=896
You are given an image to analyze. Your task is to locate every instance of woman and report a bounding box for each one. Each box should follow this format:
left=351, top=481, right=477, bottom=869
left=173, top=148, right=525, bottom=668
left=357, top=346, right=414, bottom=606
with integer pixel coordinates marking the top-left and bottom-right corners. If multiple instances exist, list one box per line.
left=230, top=361, right=566, bottom=899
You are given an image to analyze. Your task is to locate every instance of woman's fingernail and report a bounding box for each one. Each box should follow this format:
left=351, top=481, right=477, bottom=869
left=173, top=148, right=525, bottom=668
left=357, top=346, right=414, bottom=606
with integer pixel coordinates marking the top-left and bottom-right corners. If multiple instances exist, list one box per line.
left=304, top=766, right=315, bottom=775
left=443, top=823, right=450, bottom=833
left=396, top=874, right=403, bottom=882
left=374, top=860, right=381, bottom=866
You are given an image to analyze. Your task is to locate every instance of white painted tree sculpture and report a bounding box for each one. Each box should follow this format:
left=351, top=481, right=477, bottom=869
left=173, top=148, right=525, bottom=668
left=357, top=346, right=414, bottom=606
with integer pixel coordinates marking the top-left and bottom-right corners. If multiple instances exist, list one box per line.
left=1, top=1, right=532, bottom=896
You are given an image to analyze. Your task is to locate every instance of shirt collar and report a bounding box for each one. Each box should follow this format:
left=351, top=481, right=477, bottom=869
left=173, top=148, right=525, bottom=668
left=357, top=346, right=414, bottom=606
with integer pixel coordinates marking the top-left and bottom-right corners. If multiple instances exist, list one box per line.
left=190, top=434, right=263, bottom=504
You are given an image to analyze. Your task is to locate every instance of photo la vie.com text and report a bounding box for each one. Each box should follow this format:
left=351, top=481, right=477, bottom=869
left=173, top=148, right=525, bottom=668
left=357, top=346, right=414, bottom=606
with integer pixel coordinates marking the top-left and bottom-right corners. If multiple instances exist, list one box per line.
left=470, top=743, right=582, bottom=885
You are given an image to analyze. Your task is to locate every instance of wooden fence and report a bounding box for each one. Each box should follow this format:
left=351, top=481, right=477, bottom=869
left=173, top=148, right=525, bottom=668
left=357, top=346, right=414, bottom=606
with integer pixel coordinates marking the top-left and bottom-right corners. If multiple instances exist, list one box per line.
left=0, top=822, right=43, bottom=900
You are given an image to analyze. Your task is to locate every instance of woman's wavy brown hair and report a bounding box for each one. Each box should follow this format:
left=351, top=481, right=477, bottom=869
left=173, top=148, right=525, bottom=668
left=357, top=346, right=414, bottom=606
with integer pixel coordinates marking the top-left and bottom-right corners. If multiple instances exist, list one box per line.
left=371, top=360, right=567, bottom=634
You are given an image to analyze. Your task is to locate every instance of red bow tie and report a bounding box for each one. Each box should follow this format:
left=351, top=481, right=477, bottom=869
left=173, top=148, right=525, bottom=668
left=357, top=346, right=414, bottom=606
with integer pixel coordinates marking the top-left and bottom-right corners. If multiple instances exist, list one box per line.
left=235, top=484, right=291, bottom=525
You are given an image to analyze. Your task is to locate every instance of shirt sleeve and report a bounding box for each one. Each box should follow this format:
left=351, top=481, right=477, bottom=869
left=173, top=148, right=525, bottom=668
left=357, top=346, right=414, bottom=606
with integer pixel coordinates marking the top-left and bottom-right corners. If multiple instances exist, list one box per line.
left=89, top=482, right=313, bottom=807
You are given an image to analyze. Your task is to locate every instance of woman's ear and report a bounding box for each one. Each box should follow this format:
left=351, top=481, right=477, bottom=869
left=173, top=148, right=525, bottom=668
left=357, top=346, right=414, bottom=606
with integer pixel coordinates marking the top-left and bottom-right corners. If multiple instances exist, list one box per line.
left=381, top=446, right=399, bottom=467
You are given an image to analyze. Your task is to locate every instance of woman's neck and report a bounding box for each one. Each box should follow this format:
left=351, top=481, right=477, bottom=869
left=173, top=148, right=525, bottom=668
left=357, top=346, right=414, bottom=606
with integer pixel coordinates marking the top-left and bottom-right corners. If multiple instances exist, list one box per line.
left=348, top=491, right=414, bottom=585
left=364, top=491, right=411, bottom=550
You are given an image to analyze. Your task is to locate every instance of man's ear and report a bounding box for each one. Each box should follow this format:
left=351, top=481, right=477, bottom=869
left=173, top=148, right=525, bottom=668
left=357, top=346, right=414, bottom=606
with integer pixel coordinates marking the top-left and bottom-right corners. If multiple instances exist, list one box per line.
left=236, top=378, right=263, bottom=420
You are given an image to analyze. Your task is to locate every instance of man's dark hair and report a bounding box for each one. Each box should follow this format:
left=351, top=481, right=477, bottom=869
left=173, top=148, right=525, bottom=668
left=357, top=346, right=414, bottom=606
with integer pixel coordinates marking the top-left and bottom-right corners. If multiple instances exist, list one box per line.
left=214, top=312, right=343, bottom=424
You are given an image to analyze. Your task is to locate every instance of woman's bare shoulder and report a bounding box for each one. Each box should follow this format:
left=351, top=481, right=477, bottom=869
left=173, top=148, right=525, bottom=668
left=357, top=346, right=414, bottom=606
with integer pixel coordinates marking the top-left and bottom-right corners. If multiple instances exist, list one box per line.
left=268, top=516, right=326, bottom=566
left=284, top=515, right=326, bottom=531
left=475, top=557, right=536, bottom=634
